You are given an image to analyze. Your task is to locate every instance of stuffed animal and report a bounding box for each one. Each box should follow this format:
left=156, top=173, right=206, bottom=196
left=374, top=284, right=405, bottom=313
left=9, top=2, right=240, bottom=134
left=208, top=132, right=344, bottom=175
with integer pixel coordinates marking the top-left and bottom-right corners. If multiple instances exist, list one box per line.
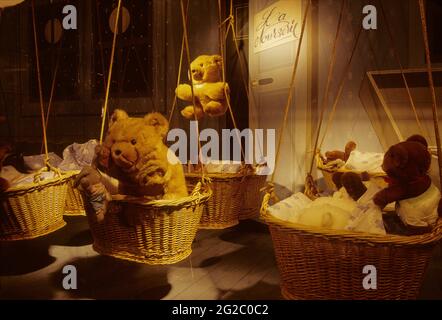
left=340, top=135, right=441, bottom=235
left=75, top=109, right=188, bottom=221
left=176, top=54, right=229, bottom=120
left=336, top=172, right=368, bottom=201
left=325, top=141, right=357, bottom=163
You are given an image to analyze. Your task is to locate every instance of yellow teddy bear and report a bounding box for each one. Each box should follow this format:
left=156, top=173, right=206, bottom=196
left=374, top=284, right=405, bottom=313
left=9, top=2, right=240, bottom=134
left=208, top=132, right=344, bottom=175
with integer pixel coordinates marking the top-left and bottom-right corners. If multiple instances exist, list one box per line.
left=176, top=55, right=230, bottom=120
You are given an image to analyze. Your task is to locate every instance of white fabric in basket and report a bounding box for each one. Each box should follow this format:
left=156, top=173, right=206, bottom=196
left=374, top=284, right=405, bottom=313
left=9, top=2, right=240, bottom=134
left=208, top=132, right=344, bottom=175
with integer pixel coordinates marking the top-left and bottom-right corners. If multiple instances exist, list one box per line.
left=397, top=183, right=440, bottom=228
left=23, top=152, right=63, bottom=171
left=2, top=168, right=57, bottom=188
left=344, top=150, right=384, bottom=173
left=268, top=183, right=386, bottom=235
left=268, top=193, right=312, bottom=223
left=58, top=139, right=98, bottom=171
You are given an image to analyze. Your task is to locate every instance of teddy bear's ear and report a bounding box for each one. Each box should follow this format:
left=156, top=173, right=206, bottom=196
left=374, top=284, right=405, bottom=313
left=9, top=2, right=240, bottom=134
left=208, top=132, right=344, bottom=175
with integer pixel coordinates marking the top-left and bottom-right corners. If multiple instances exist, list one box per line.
left=407, top=134, right=428, bottom=148
left=144, top=112, right=169, bottom=138
left=344, top=141, right=357, bottom=161
left=109, top=109, right=129, bottom=128
left=212, top=55, right=223, bottom=67
left=387, top=144, right=409, bottom=169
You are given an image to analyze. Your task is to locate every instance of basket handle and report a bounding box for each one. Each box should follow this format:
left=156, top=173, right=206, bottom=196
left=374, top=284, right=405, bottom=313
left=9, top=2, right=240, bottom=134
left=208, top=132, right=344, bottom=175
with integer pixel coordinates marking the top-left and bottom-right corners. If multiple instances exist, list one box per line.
left=259, top=183, right=279, bottom=218
left=191, top=178, right=212, bottom=197
left=33, top=160, right=63, bottom=183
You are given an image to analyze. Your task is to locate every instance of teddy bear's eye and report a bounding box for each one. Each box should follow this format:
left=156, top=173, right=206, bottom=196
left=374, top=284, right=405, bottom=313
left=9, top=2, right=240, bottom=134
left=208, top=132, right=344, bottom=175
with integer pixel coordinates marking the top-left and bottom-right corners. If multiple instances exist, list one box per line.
left=131, top=139, right=137, bottom=145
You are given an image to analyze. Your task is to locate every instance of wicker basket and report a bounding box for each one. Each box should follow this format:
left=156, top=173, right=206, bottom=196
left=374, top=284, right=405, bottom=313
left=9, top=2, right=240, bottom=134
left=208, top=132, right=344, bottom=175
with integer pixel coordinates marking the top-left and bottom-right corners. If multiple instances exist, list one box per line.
left=262, top=206, right=442, bottom=300
left=83, top=183, right=211, bottom=265
left=316, top=153, right=387, bottom=191
left=186, top=172, right=245, bottom=229
left=64, top=172, right=86, bottom=216
left=0, top=169, right=75, bottom=241
left=240, top=174, right=267, bottom=220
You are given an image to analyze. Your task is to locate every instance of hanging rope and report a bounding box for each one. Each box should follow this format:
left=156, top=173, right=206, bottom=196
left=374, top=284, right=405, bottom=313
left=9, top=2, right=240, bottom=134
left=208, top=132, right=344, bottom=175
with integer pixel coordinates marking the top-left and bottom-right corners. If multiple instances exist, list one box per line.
left=269, top=0, right=311, bottom=185
left=96, top=1, right=107, bottom=93
left=168, top=36, right=185, bottom=124
left=218, top=0, right=263, bottom=162
left=41, top=33, right=63, bottom=154
left=170, top=0, right=245, bottom=163
left=378, top=0, right=430, bottom=143
left=318, top=25, right=363, bottom=149
left=418, top=0, right=442, bottom=184
left=31, top=0, right=49, bottom=161
left=99, top=0, right=122, bottom=144
left=364, top=31, right=406, bottom=145
left=261, top=0, right=311, bottom=212
left=307, top=0, right=346, bottom=175
left=216, top=0, right=246, bottom=162
left=168, top=1, right=188, bottom=124
left=179, top=0, right=206, bottom=177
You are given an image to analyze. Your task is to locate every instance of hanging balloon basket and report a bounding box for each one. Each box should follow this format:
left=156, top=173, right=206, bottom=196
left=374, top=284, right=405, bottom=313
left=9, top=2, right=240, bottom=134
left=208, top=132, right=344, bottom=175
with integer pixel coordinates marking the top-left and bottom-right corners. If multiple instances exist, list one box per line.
left=0, top=167, right=76, bottom=241
left=83, top=182, right=211, bottom=265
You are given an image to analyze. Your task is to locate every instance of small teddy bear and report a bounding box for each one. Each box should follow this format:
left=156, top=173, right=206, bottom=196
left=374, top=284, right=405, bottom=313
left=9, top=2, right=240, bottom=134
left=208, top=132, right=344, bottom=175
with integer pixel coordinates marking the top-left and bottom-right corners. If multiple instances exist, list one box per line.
left=325, top=141, right=357, bottom=163
left=75, top=109, right=188, bottom=222
left=176, top=54, right=230, bottom=120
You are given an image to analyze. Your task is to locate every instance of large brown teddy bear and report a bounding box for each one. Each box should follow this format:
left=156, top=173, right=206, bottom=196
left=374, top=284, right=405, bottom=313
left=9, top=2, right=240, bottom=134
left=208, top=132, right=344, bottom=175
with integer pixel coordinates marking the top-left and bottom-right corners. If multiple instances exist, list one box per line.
left=176, top=54, right=229, bottom=120
left=340, top=135, right=442, bottom=235
left=75, top=109, right=188, bottom=221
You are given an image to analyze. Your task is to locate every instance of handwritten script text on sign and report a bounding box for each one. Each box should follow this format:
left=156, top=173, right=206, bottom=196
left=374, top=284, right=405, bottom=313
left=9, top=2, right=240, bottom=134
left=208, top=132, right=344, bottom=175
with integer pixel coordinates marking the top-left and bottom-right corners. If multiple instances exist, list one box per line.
left=253, top=0, right=301, bottom=53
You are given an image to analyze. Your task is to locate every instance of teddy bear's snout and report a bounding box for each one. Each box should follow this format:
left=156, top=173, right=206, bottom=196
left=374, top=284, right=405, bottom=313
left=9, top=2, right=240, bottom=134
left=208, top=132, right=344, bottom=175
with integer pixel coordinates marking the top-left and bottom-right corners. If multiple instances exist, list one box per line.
left=192, top=68, right=203, bottom=81
left=111, top=142, right=138, bottom=169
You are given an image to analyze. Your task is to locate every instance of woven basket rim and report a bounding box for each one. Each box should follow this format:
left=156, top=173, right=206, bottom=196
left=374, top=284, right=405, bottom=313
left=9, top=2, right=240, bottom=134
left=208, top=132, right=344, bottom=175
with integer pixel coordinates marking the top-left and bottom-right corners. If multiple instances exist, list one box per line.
left=185, top=172, right=249, bottom=180
left=110, top=188, right=212, bottom=209
left=2, top=170, right=77, bottom=195
left=316, top=152, right=386, bottom=177
left=263, top=210, right=442, bottom=246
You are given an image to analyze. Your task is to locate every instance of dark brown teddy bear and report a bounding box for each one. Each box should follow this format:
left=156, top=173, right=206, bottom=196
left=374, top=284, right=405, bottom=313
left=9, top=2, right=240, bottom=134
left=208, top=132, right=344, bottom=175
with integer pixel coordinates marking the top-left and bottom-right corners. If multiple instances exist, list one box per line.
left=338, top=135, right=442, bottom=235
left=373, top=135, right=433, bottom=208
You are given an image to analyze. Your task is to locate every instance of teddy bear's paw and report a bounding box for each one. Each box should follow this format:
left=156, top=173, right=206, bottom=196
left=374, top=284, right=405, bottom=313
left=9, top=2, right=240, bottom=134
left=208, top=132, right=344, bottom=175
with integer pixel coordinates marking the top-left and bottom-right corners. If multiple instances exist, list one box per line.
left=138, top=165, right=168, bottom=188
left=204, top=101, right=227, bottom=117
left=74, top=166, right=102, bottom=191
left=181, top=106, right=204, bottom=120
left=373, top=192, right=388, bottom=209
left=181, top=106, right=195, bottom=119
left=176, top=84, right=193, bottom=101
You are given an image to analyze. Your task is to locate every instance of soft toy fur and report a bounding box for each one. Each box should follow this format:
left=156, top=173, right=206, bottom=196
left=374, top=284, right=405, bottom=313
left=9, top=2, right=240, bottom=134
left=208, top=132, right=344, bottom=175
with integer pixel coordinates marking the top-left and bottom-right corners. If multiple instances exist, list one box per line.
left=325, top=141, right=357, bottom=163
left=75, top=110, right=188, bottom=221
left=373, top=135, right=433, bottom=209
left=176, top=54, right=229, bottom=120
left=339, top=135, right=442, bottom=235
left=337, top=172, right=368, bottom=201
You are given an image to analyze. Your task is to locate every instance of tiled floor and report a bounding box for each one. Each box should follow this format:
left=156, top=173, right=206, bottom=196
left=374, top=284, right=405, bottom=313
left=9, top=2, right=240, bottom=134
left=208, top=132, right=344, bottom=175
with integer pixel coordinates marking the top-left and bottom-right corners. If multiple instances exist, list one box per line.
left=0, top=217, right=441, bottom=300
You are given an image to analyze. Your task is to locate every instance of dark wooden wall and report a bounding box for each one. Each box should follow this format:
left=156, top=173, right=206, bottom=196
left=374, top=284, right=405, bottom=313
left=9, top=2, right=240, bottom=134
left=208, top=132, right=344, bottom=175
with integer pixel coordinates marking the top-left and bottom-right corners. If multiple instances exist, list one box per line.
left=0, top=0, right=225, bottom=157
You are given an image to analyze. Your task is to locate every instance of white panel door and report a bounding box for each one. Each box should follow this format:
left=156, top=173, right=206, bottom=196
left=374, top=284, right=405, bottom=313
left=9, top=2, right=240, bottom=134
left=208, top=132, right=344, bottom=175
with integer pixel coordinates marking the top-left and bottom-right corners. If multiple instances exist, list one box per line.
left=249, top=0, right=309, bottom=192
